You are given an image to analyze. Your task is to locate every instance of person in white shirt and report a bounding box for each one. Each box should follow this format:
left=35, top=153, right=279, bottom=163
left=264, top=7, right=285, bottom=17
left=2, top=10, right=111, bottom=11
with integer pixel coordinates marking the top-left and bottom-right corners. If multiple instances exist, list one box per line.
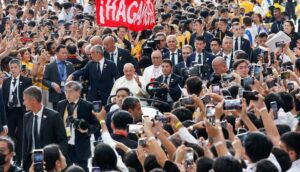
left=58, top=3, right=74, bottom=22
left=279, top=132, right=300, bottom=172
left=243, top=16, right=258, bottom=47
left=111, top=63, right=146, bottom=97
left=142, top=50, right=163, bottom=88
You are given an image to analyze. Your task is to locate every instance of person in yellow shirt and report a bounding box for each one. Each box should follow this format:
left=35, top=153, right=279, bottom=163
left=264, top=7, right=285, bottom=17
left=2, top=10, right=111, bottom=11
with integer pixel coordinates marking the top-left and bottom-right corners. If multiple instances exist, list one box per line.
left=239, top=0, right=254, bottom=13
left=19, top=48, right=33, bottom=77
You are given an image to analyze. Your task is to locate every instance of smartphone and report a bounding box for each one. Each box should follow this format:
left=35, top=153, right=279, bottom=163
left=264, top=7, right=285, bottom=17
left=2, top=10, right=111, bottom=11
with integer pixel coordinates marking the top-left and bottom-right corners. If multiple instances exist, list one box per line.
left=239, top=88, right=244, bottom=98
left=263, top=51, right=269, bottom=64
left=237, top=128, right=248, bottom=135
left=212, top=84, right=220, bottom=95
left=33, top=149, right=43, bottom=172
left=267, top=67, right=273, bottom=75
left=91, top=167, right=101, bottom=172
left=201, top=95, right=211, bottom=105
left=138, top=138, right=147, bottom=147
left=206, top=105, right=215, bottom=125
left=253, top=65, right=261, bottom=80
left=223, top=99, right=242, bottom=110
left=154, top=115, right=170, bottom=124
left=184, top=148, right=194, bottom=168
left=237, top=132, right=249, bottom=144
left=288, top=82, right=294, bottom=91
left=220, top=120, right=227, bottom=128
left=179, top=97, right=194, bottom=106
left=127, top=124, right=143, bottom=133
left=271, top=101, right=278, bottom=119
left=92, top=101, right=102, bottom=112
left=21, top=64, right=26, bottom=71
left=242, top=91, right=258, bottom=100
left=270, top=52, right=275, bottom=64
left=281, top=71, right=290, bottom=79
left=241, top=76, right=254, bottom=87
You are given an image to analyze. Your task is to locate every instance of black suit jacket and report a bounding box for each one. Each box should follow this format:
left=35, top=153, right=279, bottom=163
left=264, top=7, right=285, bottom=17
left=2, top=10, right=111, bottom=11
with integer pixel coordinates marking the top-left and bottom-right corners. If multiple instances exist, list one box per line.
left=186, top=51, right=215, bottom=77
left=174, top=61, right=186, bottom=76
left=162, top=49, right=183, bottom=65
left=57, top=99, right=99, bottom=161
left=234, top=37, right=252, bottom=56
left=0, top=89, right=7, bottom=132
left=111, top=134, right=137, bottom=157
left=22, top=107, right=68, bottom=170
left=43, top=60, right=75, bottom=102
left=2, top=75, right=32, bottom=110
left=155, top=73, right=182, bottom=102
left=189, top=32, right=214, bottom=52
left=104, top=48, right=141, bottom=75
left=72, top=59, right=119, bottom=104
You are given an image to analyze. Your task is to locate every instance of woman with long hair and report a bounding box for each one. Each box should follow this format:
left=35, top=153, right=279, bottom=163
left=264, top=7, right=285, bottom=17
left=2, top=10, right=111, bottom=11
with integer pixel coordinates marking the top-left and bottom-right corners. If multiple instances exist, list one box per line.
left=283, top=20, right=300, bottom=50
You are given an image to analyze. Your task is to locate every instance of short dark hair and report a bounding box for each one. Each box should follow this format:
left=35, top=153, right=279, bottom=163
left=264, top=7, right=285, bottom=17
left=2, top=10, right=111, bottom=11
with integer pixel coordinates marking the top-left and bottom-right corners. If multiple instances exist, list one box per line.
left=258, top=32, right=268, bottom=38
left=56, top=44, right=66, bottom=53
left=277, top=92, right=294, bottom=112
left=171, top=107, right=193, bottom=122
left=243, top=16, right=252, bottom=26
left=66, top=44, right=78, bottom=55
left=256, top=159, right=279, bottom=172
left=196, top=157, right=214, bottom=172
left=23, top=86, right=42, bottom=103
left=264, top=93, right=283, bottom=111
left=0, top=136, right=15, bottom=153
left=272, top=147, right=292, bottom=171
left=194, top=17, right=203, bottom=25
left=233, top=59, right=249, bottom=70
left=92, top=143, right=119, bottom=171
left=111, top=110, right=133, bottom=130
left=124, top=150, right=143, bottom=172
left=210, top=38, right=222, bottom=45
left=162, top=59, right=173, bottom=67
left=295, top=58, right=300, bottom=71
left=195, top=35, right=206, bottom=43
left=186, top=76, right=203, bottom=95
left=117, top=26, right=128, bottom=31
left=143, top=154, right=161, bottom=172
left=244, top=132, right=273, bottom=163
left=43, top=144, right=61, bottom=171
left=116, top=87, right=130, bottom=96
left=213, top=156, right=242, bottom=172
left=281, top=132, right=300, bottom=159
left=121, top=97, right=140, bottom=111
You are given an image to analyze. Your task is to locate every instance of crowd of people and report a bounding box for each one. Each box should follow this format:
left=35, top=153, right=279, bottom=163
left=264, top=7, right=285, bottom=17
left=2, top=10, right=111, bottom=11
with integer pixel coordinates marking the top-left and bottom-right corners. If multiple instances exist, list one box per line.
left=0, top=0, right=299, bottom=171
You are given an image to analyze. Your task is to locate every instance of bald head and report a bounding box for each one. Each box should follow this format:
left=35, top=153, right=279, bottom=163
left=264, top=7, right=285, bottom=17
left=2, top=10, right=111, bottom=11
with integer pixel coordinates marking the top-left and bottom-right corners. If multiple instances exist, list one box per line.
left=90, top=36, right=102, bottom=46
left=103, top=36, right=116, bottom=52
left=151, top=50, right=162, bottom=67
left=123, top=63, right=135, bottom=80
left=212, top=56, right=228, bottom=75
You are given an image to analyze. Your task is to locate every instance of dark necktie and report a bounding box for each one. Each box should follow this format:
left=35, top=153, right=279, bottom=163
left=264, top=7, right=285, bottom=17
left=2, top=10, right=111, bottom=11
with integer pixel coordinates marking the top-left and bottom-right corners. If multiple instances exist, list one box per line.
left=234, top=38, right=239, bottom=51
left=198, top=54, right=202, bottom=64
left=12, top=78, right=18, bottom=106
left=110, top=53, right=114, bottom=62
left=171, top=53, right=175, bottom=65
left=67, top=102, right=75, bottom=117
left=97, top=63, right=100, bottom=73
left=34, top=115, right=40, bottom=149
left=163, top=76, right=168, bottom=84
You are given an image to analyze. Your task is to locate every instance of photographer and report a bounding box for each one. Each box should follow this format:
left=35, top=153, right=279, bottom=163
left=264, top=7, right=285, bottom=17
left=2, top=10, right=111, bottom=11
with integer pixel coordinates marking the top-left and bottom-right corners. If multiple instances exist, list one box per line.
left=57, top=81, right=99, bottom=171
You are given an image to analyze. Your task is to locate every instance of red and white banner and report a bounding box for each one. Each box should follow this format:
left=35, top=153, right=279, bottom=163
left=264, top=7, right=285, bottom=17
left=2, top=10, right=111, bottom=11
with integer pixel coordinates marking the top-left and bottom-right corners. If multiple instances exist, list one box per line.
left=96, top=0, right=156, bottom=31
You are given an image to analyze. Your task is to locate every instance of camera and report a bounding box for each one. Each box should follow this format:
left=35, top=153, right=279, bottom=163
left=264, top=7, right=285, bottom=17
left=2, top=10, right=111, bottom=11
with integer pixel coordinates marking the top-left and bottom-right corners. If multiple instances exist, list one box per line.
left=288, top=82, right=294, bottom=91
left=138, top=138, right=147, bottom=147
left=92, top=167, right=101, bottom=172
left=154, top=115, right=170, bottom=124
left=275, top=41, right=285, bottom=48
left=211, top=84, right=220, bottom=94
left=263, top=51, right=269, bottom=64
left=237, top=132, right=249, bottom=144
left=223, top=99, right=242, bottom=110
left=201, top=95, right=211, bottom=105
left=181, top=64, right=209, bottom=80
left=253, top=65, right=261, bottom=80
left=68, top=117, right=89, bottom=130
left=33, top=149, right=43, bottom=172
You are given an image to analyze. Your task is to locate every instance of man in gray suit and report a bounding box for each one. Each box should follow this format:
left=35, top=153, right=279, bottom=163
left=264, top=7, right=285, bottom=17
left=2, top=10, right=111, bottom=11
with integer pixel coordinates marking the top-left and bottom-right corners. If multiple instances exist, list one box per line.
left=43, top=44, right=75, bottom=110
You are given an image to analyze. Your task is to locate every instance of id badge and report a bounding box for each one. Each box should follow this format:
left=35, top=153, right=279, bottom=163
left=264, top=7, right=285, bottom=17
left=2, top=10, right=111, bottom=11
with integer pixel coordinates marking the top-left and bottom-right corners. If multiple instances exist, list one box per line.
left=61, top=81, right=65, bottom=87
left=66, top=127, right=71, bottom=137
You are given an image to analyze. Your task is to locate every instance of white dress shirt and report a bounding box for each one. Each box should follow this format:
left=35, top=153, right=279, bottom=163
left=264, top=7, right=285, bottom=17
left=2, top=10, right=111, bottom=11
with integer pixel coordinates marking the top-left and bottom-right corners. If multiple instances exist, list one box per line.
left=169, top=49, right=178, bottom=65
left=98, top=58, right=105, bottom=72
left=245, top=153, right=281, bottom=172
left=288, top=159, right=300, bottom=172
left=9, top=75, right=21, bottom=107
